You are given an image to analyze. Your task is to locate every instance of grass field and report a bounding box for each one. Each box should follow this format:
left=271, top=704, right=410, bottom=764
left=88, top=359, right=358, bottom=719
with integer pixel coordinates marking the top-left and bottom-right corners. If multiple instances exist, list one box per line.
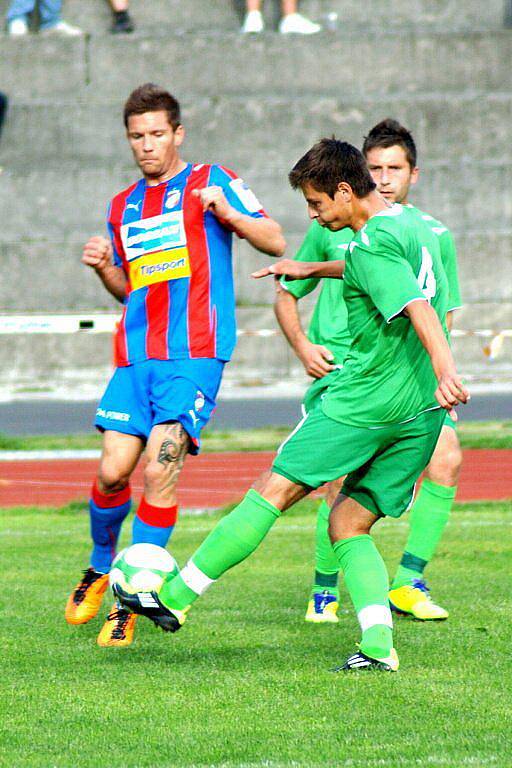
left=3, top=498, right=511, bottom=768
left=1, top=420, right=512, bottom=451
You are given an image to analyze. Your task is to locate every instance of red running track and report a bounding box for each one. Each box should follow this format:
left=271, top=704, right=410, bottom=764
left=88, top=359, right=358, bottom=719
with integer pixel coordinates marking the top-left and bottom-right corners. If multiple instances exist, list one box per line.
left=0, top=450, right=511, bottom=509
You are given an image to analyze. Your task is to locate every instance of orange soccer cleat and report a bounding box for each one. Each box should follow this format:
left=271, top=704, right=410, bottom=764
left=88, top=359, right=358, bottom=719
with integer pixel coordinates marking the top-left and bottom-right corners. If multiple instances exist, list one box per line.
left=97, top=606, right=137, bottom=647
left=65, top=568, right=110, bottom=625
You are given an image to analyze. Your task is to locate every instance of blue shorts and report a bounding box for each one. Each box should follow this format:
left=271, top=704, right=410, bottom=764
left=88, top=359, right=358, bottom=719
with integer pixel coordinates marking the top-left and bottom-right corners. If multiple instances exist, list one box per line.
left=95, top=358, right=225, bottom=453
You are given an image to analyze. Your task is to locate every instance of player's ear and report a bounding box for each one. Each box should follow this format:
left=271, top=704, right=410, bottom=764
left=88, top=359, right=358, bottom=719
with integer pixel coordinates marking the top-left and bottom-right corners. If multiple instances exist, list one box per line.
left=336, top=181, right=352, bottom=201
left=174, top=124, right=185, bottom=146
left=410, top=166, right=419, bottom=187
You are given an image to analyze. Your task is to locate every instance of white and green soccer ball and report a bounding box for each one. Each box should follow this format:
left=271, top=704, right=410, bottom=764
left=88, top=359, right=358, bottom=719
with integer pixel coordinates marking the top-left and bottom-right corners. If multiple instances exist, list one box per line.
left=109, top=543, right=179, bottom=595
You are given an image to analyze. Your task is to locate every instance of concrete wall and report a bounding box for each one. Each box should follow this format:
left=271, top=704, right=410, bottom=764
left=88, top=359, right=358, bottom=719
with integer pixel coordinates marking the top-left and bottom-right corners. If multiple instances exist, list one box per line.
left=0, top=1, right=511, bottom=392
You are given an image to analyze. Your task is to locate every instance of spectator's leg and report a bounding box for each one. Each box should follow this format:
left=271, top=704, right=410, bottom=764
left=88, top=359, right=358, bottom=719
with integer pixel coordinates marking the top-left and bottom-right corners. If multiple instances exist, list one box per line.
left=0, top=93, right=8, bottom=140
left=38, top=0, right=62, bottom=29
left=281, top=0, right=298, bottom=14
left=6, top=0, right=35, bottom=21
left=241, top=0, right=264, bottom=32
left=6, top=0, right=34, bottom=34
left=109, top=0, right=134, bottom=33
left=279, top=0, right=321, bottom=33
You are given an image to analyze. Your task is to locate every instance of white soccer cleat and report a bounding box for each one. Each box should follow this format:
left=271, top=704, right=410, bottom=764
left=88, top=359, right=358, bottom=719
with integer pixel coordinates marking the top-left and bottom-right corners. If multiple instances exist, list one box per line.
left=241, top=10, right=264, bottom=34
left=8, top=18, right=28, bottom=36
left=279, top=12, right=321, bottom=35
left=40, top=20, right=83, bottom=36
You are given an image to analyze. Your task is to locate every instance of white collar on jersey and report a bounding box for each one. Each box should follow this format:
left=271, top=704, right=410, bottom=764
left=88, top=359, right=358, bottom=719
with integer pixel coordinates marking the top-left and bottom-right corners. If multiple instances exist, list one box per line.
left=373, top=203, right=404, bottom=218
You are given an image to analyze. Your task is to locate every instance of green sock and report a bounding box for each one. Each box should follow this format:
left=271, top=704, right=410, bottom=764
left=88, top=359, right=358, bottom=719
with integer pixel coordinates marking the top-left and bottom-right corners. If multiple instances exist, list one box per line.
left=160, top=489, right=281, bottom=610
left=311, top=499, right=339, bottom=598
left=392, top=478, right=457, bottom=589
left=333, top=535, right=392, bottom=659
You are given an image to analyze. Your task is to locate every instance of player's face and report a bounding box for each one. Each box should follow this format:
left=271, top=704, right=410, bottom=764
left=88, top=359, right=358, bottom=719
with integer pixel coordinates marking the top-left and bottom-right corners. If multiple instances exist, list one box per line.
left=126, top=111, right=185, bottom=180
left=302, top=182, right=352, bottom=231
left=365, top=145, right=418, bottom=204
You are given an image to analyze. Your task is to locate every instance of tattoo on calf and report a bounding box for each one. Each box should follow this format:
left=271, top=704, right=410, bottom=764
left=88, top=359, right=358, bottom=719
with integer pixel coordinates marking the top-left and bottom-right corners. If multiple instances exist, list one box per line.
left=157, top=423, right=189, bottom=488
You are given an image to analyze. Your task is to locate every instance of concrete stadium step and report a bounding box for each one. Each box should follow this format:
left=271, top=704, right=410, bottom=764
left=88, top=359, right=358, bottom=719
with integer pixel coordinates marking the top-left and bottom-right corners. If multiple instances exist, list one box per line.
left=1, top=232, right=511, bottom=312
left=0, top=305, right=509, bottom=393
left=0, top=0, right=505, bottom=34
left=0, top=163, right=511, bottom=238
left=3, top=94, right=511, bottom=169
left=1, top=31, right=511, bottom=99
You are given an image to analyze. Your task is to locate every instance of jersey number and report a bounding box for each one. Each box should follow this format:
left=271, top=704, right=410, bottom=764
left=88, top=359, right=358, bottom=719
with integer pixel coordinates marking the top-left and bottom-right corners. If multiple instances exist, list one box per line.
left=417, top=246, right=436, bottom=301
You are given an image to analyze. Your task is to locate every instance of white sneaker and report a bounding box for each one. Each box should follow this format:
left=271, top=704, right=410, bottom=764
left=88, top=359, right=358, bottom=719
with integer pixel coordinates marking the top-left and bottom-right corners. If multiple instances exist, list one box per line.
left=40, top=20, right=83, bottom=36
left=241, top=10, right=264, bottom=34
left=8, top=18, right=28, bottom=36
left=279, top=12, right=321, bottom=34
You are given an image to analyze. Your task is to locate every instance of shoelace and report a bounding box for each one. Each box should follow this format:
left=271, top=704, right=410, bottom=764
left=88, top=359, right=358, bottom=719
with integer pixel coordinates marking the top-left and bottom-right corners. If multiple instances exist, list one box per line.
left=411, top=578, right=431, bottom=596
left=107, top=610, right=131, bottom=640
left=315, top=591, right=335, bottom=612
left=73, top=569, right=100, bottom=603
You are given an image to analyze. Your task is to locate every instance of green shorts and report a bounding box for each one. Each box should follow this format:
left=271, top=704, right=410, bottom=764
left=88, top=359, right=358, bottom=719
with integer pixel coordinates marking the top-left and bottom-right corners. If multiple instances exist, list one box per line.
left=273, top=406, right=445, bottom=518
left=443, top=410, right=457, bottom=430
left=302, top=369, right=342, bottom=414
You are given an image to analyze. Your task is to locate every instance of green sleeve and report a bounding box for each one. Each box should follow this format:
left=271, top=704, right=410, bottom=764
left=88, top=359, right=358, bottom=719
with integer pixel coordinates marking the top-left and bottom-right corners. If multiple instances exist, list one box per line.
left=279, top=222, right=327, bottom=299
left=439, top=230, right=462, bottom=311
left=352, top=227, right=426, bottom=323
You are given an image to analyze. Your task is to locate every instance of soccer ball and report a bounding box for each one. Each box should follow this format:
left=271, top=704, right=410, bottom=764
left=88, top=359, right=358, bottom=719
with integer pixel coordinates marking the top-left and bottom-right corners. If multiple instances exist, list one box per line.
left=109, top=543, right=179, bottom=594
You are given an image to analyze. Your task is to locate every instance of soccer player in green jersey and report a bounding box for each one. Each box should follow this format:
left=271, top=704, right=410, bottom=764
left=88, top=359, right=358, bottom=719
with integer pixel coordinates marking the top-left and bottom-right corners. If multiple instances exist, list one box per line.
left=275, top=119, right=463, bottom=623
left=273, top=222, right=353, bottom=624
left=364, top=120, right=463, bottom=620
left=114, top=140, right=469, bottom=672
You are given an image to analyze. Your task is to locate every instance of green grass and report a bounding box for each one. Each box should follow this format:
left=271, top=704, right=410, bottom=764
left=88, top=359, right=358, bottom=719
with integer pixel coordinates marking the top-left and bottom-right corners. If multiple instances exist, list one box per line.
left=2, top=500, right=511, bottom=768
left=1, top=420, right=511, bottom=452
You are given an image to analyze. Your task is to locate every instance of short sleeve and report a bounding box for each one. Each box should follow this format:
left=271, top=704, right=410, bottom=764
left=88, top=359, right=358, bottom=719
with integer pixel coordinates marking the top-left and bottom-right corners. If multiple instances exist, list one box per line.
left=439, top=229, right=462, bottom=311
left=107, top=202, right=123, bottom=268
left=210, top=165, right=267, bottom=220
left=279, top=222, right=327, bottom=299
left=352, top=226, right=426, bottom=323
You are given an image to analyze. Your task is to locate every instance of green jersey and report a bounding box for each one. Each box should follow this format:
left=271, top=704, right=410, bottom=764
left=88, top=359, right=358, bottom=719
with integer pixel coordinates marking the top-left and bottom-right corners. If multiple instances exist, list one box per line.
left=279, top=221, right=353, bottom=364
left=406, top=205, right=462, bottom=312
left=322, top=204, right=449, bottom=427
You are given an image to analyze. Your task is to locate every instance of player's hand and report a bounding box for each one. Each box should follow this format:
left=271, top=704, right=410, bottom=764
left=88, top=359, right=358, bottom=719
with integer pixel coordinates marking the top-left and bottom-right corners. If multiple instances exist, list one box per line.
left=297, top=340, right=336, bottom=379
left=252, top=259, right=311, bottom=281
left=82, top=236, right=113, bottom=272
left=192, top=186, right=234, bottom=221
left=434, top=371, right=470, bottom=421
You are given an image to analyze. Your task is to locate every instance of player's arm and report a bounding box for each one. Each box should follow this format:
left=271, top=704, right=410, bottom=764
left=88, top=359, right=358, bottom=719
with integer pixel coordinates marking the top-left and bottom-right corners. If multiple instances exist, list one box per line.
left=193, top=186, right=285, bottom=256
left=440, top=229, right=462, bottom=333
left=405, top=300, right=469, bottom=417
left=82, top=236, right=127, bottom=303
left=274, top=283, right=335, bottom=378
left=252, top=258, right=345, bottom=280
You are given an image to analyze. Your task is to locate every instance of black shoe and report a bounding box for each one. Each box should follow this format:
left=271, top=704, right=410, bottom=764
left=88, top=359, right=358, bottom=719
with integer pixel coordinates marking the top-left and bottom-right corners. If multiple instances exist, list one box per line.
left=111, top=10, right=134, bottom=34
left=332, top=648, right=399, bottom=672
left=112, top=583, right=184, bottom=633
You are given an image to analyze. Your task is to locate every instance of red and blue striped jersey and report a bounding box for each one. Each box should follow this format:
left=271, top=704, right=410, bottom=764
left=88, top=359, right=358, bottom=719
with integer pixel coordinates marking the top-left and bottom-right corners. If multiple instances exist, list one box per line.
left=107, top=163, right=267, bottom=366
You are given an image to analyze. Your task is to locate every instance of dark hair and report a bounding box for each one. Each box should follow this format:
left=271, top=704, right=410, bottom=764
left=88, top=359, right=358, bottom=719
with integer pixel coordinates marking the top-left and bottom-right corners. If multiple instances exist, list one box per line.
left=362, top=118, right=417, bottom=168
left=123, top=83, right=181, bottom=129
left=289, top=138, right=376, bottom=198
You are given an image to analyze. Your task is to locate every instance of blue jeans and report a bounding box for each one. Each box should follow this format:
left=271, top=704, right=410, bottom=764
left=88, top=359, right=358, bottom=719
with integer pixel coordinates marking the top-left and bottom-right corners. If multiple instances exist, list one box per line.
left=7, top=0, right=62, bottom=29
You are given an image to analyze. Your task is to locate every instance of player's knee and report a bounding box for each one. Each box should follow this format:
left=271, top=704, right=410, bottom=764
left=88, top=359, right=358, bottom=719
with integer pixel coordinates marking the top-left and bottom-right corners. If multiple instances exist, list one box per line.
left=143, top=459, right=178, bottom=494
left=97, top=462, right=130, bottom=494
left=428, top=443, right=463, bottom=486
left=328, top=518, right=370, bottom=544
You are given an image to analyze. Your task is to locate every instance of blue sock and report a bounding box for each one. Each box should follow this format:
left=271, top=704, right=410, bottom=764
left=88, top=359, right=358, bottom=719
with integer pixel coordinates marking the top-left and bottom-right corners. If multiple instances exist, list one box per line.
left=132, top=497, right=178, bottom=548
left=89, top=482, right=132, bottom=573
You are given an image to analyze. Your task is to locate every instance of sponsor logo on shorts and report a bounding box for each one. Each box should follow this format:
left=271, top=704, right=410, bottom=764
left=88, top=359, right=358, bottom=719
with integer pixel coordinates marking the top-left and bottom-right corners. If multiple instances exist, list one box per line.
left=96, top=407, right=131, bottom=422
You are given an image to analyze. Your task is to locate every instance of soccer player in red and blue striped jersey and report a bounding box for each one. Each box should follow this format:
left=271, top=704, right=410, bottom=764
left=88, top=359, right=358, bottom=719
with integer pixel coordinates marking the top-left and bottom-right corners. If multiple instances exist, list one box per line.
left=65, top=83, right=285, bottom=647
